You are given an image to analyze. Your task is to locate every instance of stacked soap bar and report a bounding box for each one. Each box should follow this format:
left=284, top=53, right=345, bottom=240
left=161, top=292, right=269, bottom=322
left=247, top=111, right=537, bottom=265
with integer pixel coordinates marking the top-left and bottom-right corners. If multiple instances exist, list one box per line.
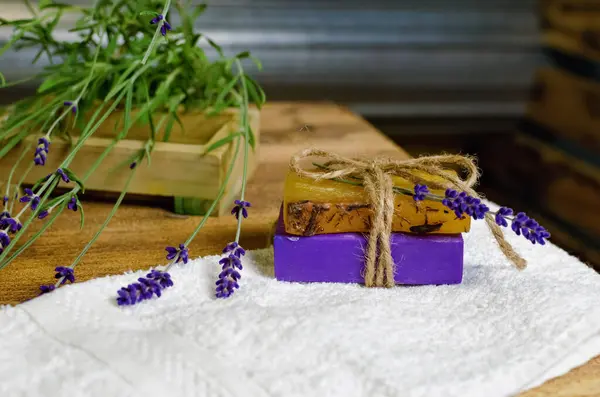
left=273, top=171, right=467, bottom=285
left=283, top=171, right=470, bottom=236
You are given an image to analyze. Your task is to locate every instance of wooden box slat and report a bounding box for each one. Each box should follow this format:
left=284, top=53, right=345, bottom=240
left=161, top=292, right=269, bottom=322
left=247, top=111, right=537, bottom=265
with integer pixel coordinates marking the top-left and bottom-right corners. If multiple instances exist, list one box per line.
left=0, top=108, right=260, bottom=216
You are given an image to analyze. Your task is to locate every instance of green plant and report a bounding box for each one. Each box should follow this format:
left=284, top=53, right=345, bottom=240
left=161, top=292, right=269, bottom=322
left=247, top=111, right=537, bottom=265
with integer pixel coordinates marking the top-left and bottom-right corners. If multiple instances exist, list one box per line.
left=0, top=0, right=265, bottom=301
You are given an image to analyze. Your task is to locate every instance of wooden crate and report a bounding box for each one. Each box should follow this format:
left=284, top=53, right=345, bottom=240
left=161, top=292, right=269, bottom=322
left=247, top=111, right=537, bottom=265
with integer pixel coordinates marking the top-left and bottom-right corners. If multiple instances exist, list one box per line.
left=526, top=67, right=600, bottom=156
left=0, top=107, right=260, bottom=216
left=541, top=0, right=600, bottom=61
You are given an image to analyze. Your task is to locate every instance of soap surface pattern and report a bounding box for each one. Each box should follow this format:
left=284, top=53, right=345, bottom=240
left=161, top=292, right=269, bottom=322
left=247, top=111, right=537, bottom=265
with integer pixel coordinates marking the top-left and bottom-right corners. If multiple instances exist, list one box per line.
left=283, top=171, right=470, bottom=236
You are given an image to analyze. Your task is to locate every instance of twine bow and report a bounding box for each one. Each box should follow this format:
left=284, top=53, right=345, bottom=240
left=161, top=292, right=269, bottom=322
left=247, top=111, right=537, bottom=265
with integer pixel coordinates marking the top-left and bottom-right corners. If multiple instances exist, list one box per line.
left=289, top=148, right=526, bottom=288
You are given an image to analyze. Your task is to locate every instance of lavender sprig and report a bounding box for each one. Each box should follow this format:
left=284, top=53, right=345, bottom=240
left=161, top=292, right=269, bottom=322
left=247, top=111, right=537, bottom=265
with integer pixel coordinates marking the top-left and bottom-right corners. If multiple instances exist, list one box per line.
left=414, top=184, right=551, bottom=245
left=56, top=168, right=70, bottom=183
left=39, top=265, right=75, bottom=294
left=165, top=243, right=189, bottom=264
left=34, top=137, right=50, bottom=166
left=149, top=14, right=172, bottom=36
left=116, top=270, right=173, bottom=306
left=19, top=188, right=40, bottom=211
left=231, top=200, right=251, bottom=219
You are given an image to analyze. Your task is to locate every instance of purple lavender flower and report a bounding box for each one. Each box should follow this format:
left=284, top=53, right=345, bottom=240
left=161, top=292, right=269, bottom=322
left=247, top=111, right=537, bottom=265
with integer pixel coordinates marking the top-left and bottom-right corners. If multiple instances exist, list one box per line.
left=216, top=254, right=243, bottom=298
left=511, top=212, right=551, bottom=245
left=150, top=14, right=163, bottom=24
left=0, top=216, right=21, bottom=233
left=150, top=14, right=172, bottom=36
left=494, top=207, right=513, bottom=227
left=160, top=20, right=172, bottom=36
left=0, top=230, right=10, bottom=251
left=56, top=168, right=70, bottom=183
left=165, top=243, right=189, bottom=264
left=34, top=137, right=50, bottom=166
left=38, top=209, right=49, bottom=219
left=54, top=266, right=75, bottom=284
left=116, top=270, right=174, bottom=306
left=146, top=270, right=174, bottom=289
left=2, top=195, right=8, bottom=205
left=129, top=161, right=137, bottom=169
left=442, top=189, right=489, bottom=220
left=0, top=211, right=9, bottom=220
left=19, top=188, right=40, bottom=211
left=223, top=241, right=246, bottom=258
left=231, top=200, right=251, bottom=219
left=412, top=184, right=429, bottom=201
left=67, top=196, right=77, bottom=211
left=63, top=101, right=77, bottom=114
left=39, top=284, right=55, bottom=294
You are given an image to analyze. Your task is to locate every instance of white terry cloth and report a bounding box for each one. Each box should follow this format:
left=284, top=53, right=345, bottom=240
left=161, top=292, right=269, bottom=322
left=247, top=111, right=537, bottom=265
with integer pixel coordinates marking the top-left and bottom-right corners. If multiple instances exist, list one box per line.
left=2, top=203, right=600, bottom=397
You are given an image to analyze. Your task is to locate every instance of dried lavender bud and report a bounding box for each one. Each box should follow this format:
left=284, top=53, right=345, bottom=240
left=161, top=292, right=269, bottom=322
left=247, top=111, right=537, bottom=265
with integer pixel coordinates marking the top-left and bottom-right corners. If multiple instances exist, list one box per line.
left=149, top=14, right=163, bottom=24
left=146, top=270, right=173, bottom=289
left=231, top=200, right=251, bottom=219
left=511, top=212, right=551, bottom=245
left=161, top=20, right=172, bottom=36
left=116, top=270, right=174, bottom=306
left=34, top=137, right=50, bottom=166
left=19, top=188, right=40, bottom=211
left=54, top=266, right=75, bottom=284
left=0, top=230, right=10, bottom=251
left=67, top=197, right=78, bottom=211
left=2, top=195, right=7, bottom=205
left=441, top=189, right=489, bottom=220
left=0, top=217, right=21, bottom=233
left=494, top=207, right=513, bottom=227
left=39, top=284, right=55, bottom=294
left=222, top=241, right=246, bottom=258
left=129, top=161, right=137, bottom=169
left=56, top=168, right=70, bottom=183
left=412, top=184, right=429, bottom=201
left=150, top=14, right=172, bottom=36
left=63, top=101, right=77, bottom=114
left=216, top=252, right=243, bottom=299
left=38, top=209, right=50, bottom=219
left=165, top=243, right=189, bottom=264
left=0, top=211, right=9, bottom=220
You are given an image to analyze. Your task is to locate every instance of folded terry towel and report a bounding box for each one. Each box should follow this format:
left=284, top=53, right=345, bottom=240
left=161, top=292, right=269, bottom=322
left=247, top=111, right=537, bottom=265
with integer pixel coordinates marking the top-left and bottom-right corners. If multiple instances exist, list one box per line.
left=1, top=203, right=600, bottom=397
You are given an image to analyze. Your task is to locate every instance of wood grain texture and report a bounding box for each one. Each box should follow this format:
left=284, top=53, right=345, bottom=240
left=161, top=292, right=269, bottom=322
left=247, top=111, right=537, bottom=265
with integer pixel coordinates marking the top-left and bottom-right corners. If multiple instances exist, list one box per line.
left=0, top=102, right=597, bottom=396
left=0, top=107, right=260, bottom=216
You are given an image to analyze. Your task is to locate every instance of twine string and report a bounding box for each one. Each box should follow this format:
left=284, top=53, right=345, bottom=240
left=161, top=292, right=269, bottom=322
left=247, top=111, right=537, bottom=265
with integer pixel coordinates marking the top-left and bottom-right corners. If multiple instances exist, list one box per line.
left=289, top=148, right=526, bottom=288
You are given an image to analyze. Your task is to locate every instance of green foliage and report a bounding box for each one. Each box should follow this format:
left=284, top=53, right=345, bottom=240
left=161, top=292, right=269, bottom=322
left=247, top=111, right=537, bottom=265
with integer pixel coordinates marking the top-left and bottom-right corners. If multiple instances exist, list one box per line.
left=0, top=0, right=264, bottom=276
left=0, top=0, right=266, bottom=147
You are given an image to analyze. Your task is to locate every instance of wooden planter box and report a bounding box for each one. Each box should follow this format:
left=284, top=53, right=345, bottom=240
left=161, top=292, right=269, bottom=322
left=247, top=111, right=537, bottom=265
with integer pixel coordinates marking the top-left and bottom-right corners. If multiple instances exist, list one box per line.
left=0, top=107, right=260, bottom=216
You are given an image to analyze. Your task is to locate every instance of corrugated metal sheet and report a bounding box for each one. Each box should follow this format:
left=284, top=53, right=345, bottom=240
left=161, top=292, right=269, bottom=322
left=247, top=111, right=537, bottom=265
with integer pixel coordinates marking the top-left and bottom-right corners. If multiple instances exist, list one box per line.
left=0, top=0, right=540, bottom=117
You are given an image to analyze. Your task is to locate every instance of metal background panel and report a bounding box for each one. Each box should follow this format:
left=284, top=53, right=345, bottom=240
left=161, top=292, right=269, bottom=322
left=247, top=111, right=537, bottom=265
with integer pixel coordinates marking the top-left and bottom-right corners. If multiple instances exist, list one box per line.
left=0, top=0, right=540, bottom=117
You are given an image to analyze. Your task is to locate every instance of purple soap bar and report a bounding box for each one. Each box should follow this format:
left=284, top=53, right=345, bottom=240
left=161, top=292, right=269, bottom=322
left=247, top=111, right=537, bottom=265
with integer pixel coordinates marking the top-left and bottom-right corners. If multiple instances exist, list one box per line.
left=274, top=214, right=463, bottom=285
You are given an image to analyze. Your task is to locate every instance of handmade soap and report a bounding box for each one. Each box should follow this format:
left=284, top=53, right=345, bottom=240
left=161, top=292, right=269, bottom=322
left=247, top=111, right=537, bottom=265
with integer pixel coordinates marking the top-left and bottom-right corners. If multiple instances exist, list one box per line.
left=274, top=213, right=464, bottom=285
left=283, top=171, right=471, bottom=236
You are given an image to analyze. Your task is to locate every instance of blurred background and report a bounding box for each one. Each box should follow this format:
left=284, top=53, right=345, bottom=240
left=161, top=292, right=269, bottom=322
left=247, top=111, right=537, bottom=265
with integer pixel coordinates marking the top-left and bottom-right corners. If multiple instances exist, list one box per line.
left=0, top=0, right=598, bottom=269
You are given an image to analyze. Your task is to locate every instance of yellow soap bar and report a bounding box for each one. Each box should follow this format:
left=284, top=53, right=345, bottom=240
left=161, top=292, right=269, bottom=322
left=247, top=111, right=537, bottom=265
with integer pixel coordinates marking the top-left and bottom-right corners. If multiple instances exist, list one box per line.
left=283, top=170, right=471, bottom=236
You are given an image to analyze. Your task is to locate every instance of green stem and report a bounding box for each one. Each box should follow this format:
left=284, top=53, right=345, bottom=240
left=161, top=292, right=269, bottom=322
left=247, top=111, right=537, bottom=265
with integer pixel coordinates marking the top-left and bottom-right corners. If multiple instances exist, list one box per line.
left=234, top=59, right=250, bottom=243
left=141, top=0, right=172, bottom=65
left=4, top=142, right=32, bottom=210
left=68, top=167, right=137, bottom=270
left=172, top=135, right=242, bottom=271
left=0, top=177, right=58, bottom=267
left=10, top=162, right=35, bottom=214
left=1, top=202, right=66, bottom=268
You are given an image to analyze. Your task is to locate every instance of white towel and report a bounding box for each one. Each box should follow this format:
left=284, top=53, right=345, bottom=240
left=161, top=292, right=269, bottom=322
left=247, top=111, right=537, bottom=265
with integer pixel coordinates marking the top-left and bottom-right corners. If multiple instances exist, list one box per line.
left=2, top=203, right=600, bottom=397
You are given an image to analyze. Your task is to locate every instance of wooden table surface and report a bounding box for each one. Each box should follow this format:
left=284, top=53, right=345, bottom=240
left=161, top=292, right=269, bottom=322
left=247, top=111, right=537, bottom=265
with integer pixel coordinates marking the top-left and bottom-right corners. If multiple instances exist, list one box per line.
left=0, top=102, right=598, bottom=396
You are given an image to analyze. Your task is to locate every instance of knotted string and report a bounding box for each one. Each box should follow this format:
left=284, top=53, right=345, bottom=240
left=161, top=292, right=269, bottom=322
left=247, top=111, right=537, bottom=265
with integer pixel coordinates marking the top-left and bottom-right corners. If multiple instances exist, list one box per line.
left=289, top=148, right=527, bottom=288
